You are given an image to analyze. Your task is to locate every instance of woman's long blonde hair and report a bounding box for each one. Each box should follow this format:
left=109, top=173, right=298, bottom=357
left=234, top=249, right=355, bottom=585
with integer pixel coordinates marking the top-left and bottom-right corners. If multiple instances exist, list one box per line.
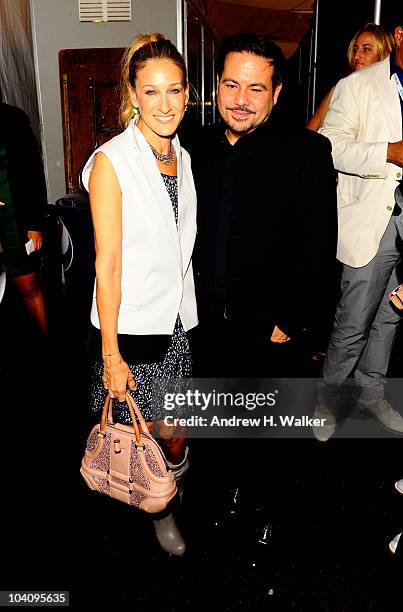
left=119, top=32, right=187, bottom=128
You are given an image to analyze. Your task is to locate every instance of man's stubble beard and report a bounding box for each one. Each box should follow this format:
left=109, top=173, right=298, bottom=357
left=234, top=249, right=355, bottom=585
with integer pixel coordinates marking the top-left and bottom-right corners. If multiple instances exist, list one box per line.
left=224, top=113, right=270, bottom=138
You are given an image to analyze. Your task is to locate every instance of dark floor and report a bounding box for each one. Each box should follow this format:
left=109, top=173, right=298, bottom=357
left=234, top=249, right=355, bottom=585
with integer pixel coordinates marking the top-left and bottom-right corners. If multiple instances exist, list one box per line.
left=1, top=287, right=402, bottom=610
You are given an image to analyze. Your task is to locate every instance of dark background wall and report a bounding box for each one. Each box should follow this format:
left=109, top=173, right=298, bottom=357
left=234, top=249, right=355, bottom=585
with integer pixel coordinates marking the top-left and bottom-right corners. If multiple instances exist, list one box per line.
left=315, top=0, right=399, bottom=106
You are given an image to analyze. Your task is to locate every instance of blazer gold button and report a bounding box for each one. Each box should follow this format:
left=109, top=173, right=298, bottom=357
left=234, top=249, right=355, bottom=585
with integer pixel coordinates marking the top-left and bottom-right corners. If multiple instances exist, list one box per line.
left=387, top=206, right=393, bottom=211
left=397, top=173, right=402, bottom=178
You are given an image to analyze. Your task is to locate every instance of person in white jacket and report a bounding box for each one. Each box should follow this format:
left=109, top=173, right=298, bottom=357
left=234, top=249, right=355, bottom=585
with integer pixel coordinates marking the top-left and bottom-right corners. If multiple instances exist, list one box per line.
left=316, top=23, right=403, bottom=438
left=83, top=33, right=197, bottom=555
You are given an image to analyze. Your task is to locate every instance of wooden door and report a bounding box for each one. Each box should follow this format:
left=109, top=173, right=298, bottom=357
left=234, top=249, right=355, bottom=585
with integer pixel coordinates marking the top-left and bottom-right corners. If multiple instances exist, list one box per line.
left=59, top=48, right=124, bottom=193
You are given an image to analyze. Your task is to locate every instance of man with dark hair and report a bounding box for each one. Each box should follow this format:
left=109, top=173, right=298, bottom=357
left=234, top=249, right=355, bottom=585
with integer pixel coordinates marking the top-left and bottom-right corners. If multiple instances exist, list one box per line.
left=186, top=34, right=337, bottom=538
left=317, top=23, right=403, bottom=437
left=191, top=33, right=338, bottom=377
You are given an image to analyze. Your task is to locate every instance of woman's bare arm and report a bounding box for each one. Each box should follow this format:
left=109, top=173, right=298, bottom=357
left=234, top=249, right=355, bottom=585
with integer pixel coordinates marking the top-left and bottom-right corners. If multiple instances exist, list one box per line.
left=89, top=152, right=135, bottom=401
left=306, top=87, right=335, bottom=132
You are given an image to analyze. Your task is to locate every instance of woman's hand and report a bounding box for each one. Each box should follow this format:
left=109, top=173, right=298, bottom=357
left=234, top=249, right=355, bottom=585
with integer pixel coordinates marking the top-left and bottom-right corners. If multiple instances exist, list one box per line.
left=27, top=230, right=43, bottom=251
left=102, top=353, right=136, bottom=402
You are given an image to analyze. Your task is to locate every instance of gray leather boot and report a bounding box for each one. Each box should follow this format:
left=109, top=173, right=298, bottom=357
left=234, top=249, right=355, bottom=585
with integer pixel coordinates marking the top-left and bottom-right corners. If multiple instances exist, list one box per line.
left=166, top=446, right=189, bottom=497
left=152, top=447, right=189, bottom=556
left=152, top=512, right=186, bottom=556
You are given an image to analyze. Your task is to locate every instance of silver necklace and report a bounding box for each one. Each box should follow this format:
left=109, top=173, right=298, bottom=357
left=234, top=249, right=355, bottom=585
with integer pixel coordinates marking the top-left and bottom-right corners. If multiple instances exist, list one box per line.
left=149, top=141, right=176, bottom=165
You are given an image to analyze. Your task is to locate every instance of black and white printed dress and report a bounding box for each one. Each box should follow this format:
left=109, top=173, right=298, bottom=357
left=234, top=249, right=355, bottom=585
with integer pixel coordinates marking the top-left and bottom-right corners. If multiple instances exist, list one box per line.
left=88, top=173, right=192, bottom=423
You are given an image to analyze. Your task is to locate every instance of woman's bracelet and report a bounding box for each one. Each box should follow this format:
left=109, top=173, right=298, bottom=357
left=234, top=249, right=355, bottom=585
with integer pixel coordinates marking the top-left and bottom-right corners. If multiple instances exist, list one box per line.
left=102, top=351, right=122, bottom=365
left=102, top=350, right=121, bottom=358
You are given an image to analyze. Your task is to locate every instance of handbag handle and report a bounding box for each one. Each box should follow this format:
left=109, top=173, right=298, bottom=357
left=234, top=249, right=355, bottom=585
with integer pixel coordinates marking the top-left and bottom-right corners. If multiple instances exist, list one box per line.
left=100, top=392, right=148, bottom=445
left=125, top=391, right=151, bottom=435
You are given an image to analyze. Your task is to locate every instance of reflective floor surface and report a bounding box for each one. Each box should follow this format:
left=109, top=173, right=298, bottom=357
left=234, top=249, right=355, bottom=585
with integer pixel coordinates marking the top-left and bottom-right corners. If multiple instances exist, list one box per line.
left=1, top=289, right=401, bottom=610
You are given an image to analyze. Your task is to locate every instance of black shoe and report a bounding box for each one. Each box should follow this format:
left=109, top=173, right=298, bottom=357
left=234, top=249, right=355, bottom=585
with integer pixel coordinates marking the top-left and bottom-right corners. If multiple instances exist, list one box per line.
left=212, top=486, right=242, bottom=530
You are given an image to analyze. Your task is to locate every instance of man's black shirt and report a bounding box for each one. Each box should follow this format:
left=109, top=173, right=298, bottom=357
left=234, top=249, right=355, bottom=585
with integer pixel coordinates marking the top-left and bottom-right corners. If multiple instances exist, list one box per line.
left=205, top=129, right=234, bottom=305
left=189, top=118, right=338, bottom=349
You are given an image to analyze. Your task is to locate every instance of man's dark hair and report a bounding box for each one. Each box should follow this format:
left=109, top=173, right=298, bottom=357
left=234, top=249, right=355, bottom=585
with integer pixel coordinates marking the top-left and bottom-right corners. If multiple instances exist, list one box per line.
left=217, top=33, right=285, bottom=87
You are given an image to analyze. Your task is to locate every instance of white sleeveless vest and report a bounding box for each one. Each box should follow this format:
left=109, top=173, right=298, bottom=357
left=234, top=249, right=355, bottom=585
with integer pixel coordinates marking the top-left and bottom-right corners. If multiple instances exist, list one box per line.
left=82, top=122, right=198, bottom=334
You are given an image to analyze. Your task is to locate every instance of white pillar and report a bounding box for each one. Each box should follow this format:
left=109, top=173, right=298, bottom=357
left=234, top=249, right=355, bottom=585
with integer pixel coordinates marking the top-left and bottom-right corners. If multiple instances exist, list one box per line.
left=373, top=0, right=381, bottom=25
left=311, top=0, right=319, bottom=115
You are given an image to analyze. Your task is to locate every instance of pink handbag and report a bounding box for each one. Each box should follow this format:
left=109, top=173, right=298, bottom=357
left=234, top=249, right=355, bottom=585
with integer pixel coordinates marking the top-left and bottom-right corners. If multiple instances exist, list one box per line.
left=80, top=392, right=177, bottom=513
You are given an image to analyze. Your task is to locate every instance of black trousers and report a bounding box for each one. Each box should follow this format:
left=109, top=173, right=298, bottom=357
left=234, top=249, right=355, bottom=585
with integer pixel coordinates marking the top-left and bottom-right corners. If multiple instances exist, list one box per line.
left=189, top=310, right=322, bottom=520
left=191, top=310, right=320, bottom=379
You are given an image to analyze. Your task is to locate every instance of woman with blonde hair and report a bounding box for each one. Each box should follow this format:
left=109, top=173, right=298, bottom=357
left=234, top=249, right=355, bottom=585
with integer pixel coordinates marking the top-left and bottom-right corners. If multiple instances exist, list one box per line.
left=307, top=23, right=394, bottom=131
left=82, top=33, right=197, bottom=556
left=346, top=22, right=394, bottom=72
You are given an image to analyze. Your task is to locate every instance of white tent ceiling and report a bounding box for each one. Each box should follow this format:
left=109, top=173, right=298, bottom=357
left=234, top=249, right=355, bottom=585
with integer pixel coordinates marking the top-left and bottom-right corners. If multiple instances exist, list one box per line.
left=188, top=0, right=315, bottom=57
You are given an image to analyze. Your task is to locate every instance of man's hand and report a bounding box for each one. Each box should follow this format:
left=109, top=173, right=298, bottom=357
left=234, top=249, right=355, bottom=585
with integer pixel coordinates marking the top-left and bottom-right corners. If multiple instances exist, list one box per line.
left=387, top=141, right=403, bottom=167
left=270, top=325, right=291, bottom=343
left=27, top=230, right=43, bottom=251
left=312, top=351, right=326, bottom=362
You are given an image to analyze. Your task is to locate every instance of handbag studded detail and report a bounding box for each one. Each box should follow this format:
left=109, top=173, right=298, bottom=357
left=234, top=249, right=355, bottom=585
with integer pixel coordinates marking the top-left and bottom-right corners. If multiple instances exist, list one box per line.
left=80, top=392, right=177, bottom=513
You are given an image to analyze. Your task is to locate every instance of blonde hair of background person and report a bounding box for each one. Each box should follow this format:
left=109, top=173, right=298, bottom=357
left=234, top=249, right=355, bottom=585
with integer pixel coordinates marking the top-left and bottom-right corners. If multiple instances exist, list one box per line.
left=346, top=22, right=394, bottom=72
left=83, top=32, right=197, bottom=556
left=307, top=23, right=394, bottom=132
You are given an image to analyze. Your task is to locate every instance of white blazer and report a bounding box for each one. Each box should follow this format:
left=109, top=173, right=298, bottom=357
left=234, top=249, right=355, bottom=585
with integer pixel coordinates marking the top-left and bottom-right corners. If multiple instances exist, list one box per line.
left=82, top=121, right=198, bottom=335
left=320, top=57, right=402, bottom=268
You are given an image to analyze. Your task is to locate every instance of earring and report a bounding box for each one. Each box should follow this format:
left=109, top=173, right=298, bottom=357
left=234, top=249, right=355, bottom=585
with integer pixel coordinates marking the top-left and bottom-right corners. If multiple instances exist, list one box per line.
left=132, top=105, right=139, bottom=115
